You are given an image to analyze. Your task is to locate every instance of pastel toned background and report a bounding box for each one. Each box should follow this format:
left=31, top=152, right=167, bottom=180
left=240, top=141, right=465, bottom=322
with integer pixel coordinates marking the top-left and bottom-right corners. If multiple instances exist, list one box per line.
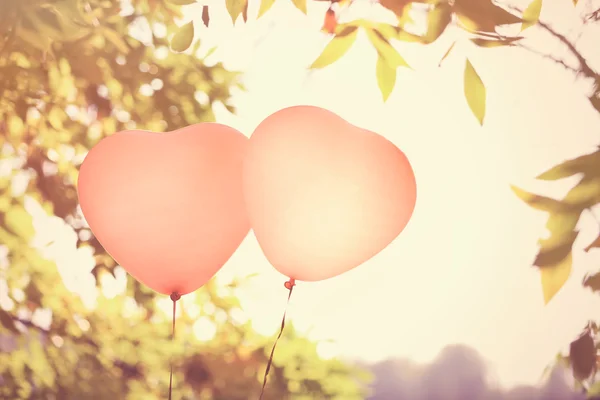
left=1, top=0, right=599, bottom=398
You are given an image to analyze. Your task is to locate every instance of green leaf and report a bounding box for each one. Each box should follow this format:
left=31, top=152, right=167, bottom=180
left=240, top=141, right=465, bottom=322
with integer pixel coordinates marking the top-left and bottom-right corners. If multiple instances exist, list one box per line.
left=309, top=27, right=358, bottom=69
left=562, top=176, right=600, bottom=209
left=375, top=55, right=396, bottom=101
left=509, top=186, right=569, bottom=212
left=291, top=0, right=307, bottom=14
left=25, top=9, right=64, bottom=41
left=372, top=22, right=400, bottom=39
left=519, top=177, right=591, bottom=303
left=397, top=3, right=414, bottom=27
left=535, top=229, right=578, bottom=267
left=511, top=183, right=584, bottom=304
left=589, top=381, right=600, bottom=397
left=521, top=0, right=542, bottom=31
left=470, top=37, right=521, bottom=47
left=17, top=27, right=53, bottom=53
left=213, top=295, right=242, bottom=310
left=170, top=21, right=194, bottom=52
left=243, top=272, right=260, bottom=281
left=167, top=0, right=196, bottom=4
left=536, top=149, right=600, bottom=180
left=366, top=28, right=410, bottom=69
left=583, top=272, right=600, bottom=292
left=540, top=252, right=571, bottom=304
left=48, top=107, right=65, bottom=130
left=438, top=41, right=455, bottom=67
left=101, top=27, right=130, bottom=53
left=203, top=46, right=218, bottom=59
left=5, top=205, right=35, bottom=241
left=48, top=1, right=91, bottom=41
left=226, top=0, right=246, bottom=23
left=51, top=0, right=89, bottom=27
left=0, top=310, right=19, bottom=334
left=355, top=20, right=422, bottom=43
left=463, top=58, right=486, bottom=125
left=258, top=0, right=276, bottom=18
left=424, top=2, right=452, bottom=43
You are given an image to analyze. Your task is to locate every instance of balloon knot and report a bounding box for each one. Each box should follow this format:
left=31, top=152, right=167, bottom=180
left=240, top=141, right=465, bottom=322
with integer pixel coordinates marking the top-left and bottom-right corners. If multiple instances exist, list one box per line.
left=284, top=278, right=296, bottom=290
left=170, top=292, right=181, bottom=302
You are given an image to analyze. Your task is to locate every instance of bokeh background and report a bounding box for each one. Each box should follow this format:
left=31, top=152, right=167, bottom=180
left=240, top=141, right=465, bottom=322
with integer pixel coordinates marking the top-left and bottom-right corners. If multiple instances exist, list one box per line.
left=1, top=0, right=600, bottom=399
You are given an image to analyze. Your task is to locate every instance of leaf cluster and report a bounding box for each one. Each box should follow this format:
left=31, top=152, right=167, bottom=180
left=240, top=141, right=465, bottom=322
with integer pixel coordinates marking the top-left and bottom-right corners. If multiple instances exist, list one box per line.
left=182, top=0, right=542, bottom=120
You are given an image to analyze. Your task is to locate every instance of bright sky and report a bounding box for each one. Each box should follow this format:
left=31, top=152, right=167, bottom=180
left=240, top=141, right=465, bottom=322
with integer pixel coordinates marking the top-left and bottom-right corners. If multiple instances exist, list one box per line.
left=6, top=0, right=600, bottom=391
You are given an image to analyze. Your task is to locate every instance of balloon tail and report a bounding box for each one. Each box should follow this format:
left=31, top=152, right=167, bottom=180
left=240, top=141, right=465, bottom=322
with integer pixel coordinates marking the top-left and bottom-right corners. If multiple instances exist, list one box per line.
left=168, top=292, right=180, bottom=400
left=259, top=278, right=296, bottom=400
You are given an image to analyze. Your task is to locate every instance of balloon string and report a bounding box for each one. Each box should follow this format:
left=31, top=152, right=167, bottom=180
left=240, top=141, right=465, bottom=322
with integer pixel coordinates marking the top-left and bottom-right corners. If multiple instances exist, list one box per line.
left=168, top=292, right=180, bottom=400
left=259, top=278, right=296, bottom=400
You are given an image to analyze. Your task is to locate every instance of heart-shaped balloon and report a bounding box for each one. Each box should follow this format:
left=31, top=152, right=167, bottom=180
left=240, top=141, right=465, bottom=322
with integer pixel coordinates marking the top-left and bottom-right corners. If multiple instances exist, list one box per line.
left=78, top=123, right=250, bottom=295
left=243, top=106, right=417, bottom=282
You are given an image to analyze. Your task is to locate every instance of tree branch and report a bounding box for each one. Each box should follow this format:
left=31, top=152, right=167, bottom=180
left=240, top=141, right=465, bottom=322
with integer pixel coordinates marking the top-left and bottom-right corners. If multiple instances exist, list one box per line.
left=503, top=3, right=598, bottom=80
left=585, top=8, right=600, bottom=21
left=517, top=42, right=579, bottom=74
left=535, top=19, right=597, bottom=79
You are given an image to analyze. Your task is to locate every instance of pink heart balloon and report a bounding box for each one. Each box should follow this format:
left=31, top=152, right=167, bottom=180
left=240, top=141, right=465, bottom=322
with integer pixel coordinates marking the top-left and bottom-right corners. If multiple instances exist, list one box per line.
left=243, top=106, right=417, bottom=282
left=77, top=123, right=250, bottom=296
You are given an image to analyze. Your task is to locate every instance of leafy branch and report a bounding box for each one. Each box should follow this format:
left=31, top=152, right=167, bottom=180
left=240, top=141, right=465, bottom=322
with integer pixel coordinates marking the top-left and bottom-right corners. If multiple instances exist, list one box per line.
left=505, top=2, right=598, bottom=80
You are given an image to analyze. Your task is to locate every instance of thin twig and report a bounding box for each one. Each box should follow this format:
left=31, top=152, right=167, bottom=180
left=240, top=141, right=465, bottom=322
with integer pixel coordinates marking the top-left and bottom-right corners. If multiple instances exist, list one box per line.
left=535, top=19, right=597, bottom=79
left=584, top=8, right=600, bottom=21
left=504, top=3, right=597, bottom=79
left=517, top=42, right=579, bottom=74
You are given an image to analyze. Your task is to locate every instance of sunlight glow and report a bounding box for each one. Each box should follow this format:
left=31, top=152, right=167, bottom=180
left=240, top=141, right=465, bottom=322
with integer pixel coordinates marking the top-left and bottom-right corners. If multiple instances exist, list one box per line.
left=193, top=316, right=217, bottom=342
left=6, top=0, right=599, bottom=390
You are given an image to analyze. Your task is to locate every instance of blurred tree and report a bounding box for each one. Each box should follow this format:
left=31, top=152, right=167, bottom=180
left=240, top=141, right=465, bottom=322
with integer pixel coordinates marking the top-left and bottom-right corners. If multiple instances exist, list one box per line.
left=0, top=0, right=369, bottom=398
left=364, top=346, right=586, bottom=400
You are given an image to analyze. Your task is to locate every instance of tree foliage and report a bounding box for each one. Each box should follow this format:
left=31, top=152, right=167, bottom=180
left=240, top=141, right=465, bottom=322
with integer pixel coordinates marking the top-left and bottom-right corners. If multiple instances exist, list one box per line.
left=0, top=0, right=369, bottom=398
